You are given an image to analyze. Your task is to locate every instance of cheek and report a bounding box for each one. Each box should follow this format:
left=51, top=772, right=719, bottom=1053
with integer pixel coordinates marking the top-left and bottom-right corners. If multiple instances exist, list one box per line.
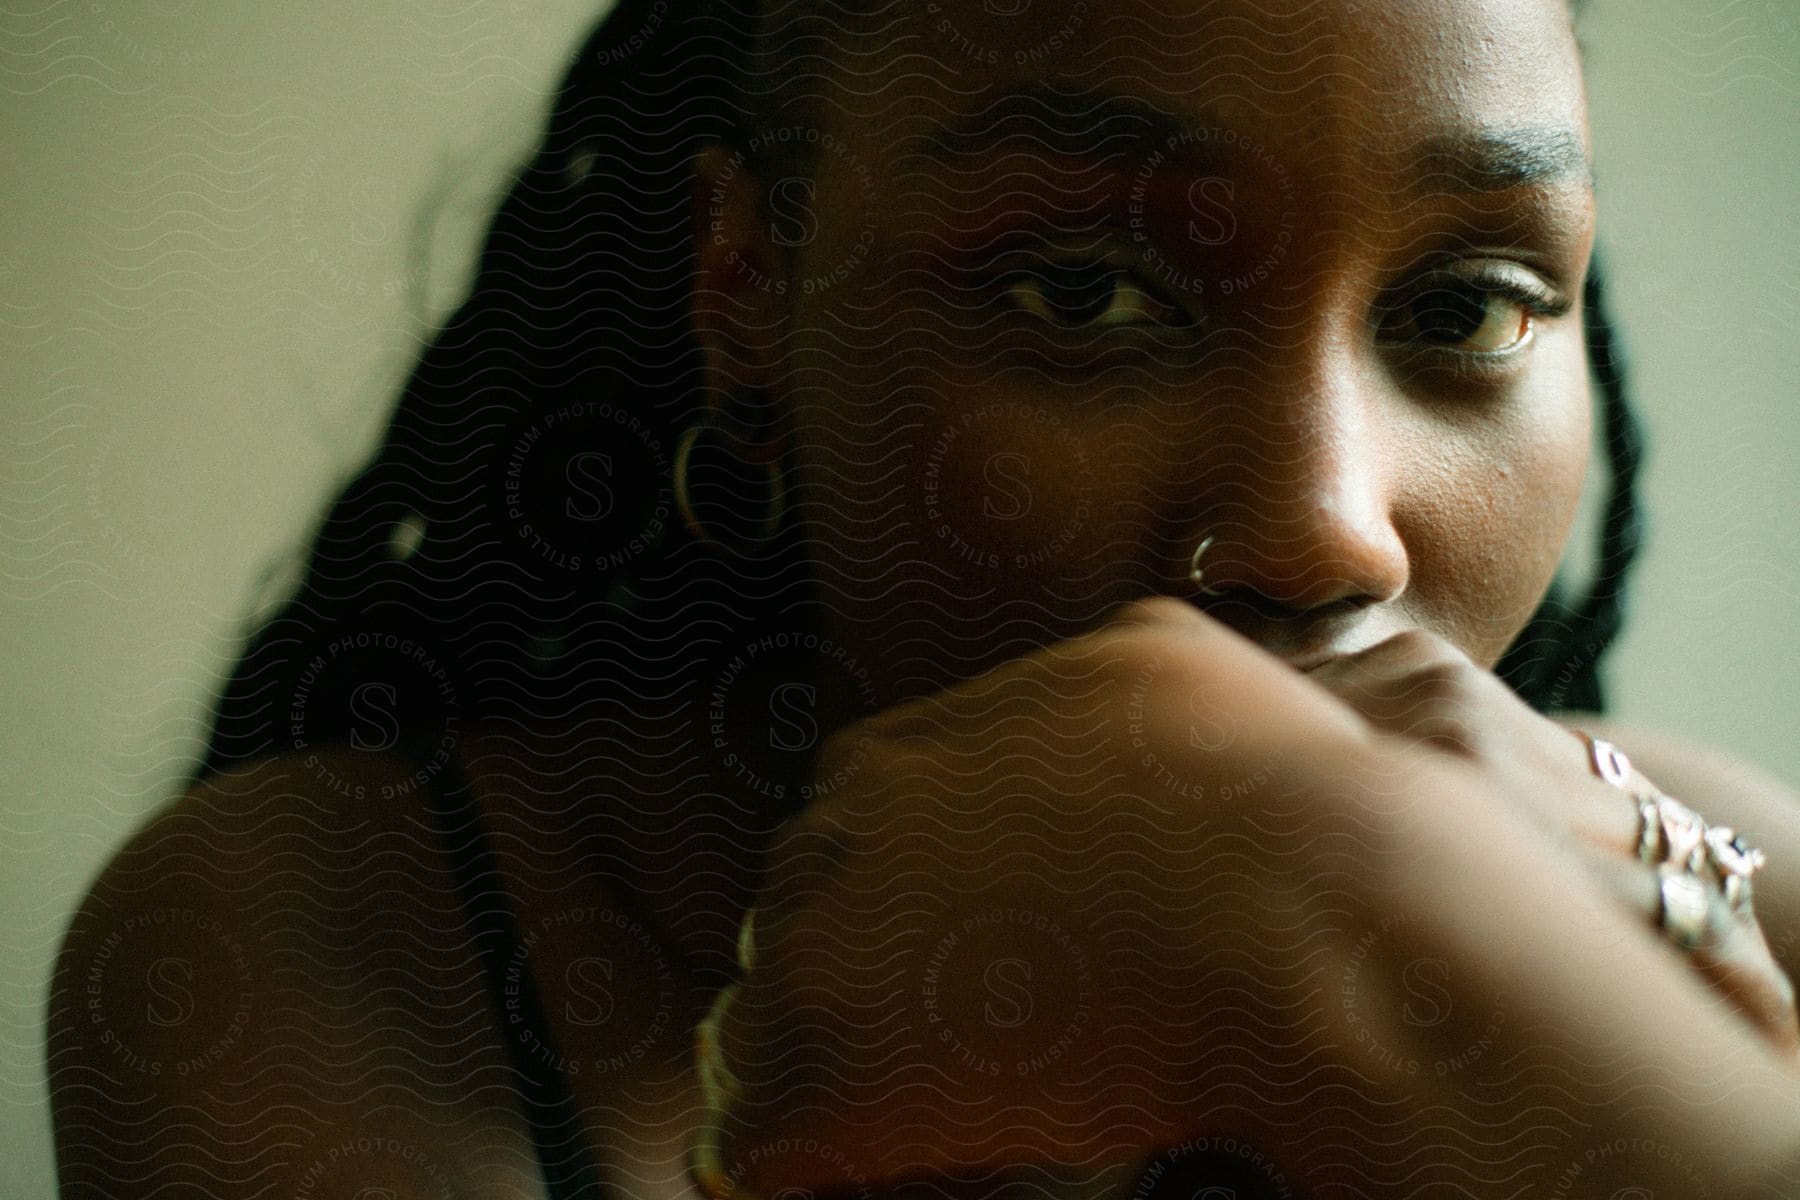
left=912, top=397, right=1109, bottom=573
left=1410, top=377, right=1592, bottom=665
left=796, top=382, right=1137, bottom=588
left=785, top=335, right=1153, bottom=699
left=785, top=295, right=1138, bottom=586
left=1510, top=367, right=1595, bottom=581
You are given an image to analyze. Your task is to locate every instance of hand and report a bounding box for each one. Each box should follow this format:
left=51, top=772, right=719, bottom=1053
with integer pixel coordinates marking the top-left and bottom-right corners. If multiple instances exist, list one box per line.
left=695, top=598, right=1371, bottom=1192
left=1306, top=631, right=1799, bottom=1051
left=693, top=600, right=1800, bottom=1199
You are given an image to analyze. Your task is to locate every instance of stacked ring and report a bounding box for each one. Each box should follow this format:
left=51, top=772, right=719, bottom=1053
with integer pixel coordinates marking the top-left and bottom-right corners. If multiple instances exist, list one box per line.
left=1655, top=794, right=1709, bottom=870
left=1638, top=793, right=1763, bottom=915
left=1572, top=730, right=1769, bottom=939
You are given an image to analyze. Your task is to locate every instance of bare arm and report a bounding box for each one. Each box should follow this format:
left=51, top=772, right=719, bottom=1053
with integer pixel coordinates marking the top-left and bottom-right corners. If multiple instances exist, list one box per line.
left=698, top=607, right=1800, bottom=1198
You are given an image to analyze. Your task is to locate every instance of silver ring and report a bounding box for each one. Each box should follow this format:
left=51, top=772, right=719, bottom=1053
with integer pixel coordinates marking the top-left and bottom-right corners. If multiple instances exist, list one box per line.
left=1584, top=735, right=1634, bottom=789
left=1657, top=867, right=1713, bottom=951
left=1702, top=824, right=1766, bottom=915
left=1654, top=794, right=1709, bottom=873
left=1633, top=795, right=1664, bottom=865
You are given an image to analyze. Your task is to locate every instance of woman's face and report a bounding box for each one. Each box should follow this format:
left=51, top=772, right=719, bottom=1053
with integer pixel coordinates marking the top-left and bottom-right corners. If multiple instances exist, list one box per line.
left=695, top=0, right=1596, bottom=717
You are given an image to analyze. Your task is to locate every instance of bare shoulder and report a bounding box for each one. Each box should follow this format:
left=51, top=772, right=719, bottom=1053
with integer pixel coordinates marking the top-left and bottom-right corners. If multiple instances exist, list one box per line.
left=57, top=749, right=475, bottom=993
left=48, top=750, right=536, bottom=1198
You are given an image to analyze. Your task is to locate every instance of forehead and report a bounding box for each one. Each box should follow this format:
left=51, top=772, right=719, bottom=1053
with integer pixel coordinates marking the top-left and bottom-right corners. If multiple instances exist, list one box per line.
left=815, top=0, right=1588, bottom=185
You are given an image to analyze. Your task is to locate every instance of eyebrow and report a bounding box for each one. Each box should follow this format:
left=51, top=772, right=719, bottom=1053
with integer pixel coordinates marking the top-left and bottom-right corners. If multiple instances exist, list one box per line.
left=1413, top=128, right=1595, bottom=193
left=907, top=84, right=1595, bottom=194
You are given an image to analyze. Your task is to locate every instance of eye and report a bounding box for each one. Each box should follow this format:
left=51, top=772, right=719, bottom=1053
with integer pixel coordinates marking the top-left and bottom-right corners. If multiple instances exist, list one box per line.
left=997, top=254, right=1194, bottom=332
left=1402, top=284, right=1530, bottom=352
left=1384, top=267, right=1569, bottom=356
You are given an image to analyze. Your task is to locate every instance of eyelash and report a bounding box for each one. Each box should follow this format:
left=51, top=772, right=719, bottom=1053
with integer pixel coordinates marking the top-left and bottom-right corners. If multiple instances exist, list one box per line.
left=1381, top=265, right=1574, bottom=361
left=968, top=236, right=1572, bottom=374
left=982, top=245, right=1197, bottom=335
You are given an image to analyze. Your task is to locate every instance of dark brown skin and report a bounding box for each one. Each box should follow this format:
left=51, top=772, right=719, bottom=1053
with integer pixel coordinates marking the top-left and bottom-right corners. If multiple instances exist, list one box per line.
left=701, top=0, right=1594, bottom=712
left=48, top=0, right=1800, bottom=1197
left=707, top=604, right=1800, bottom=1197
left=695, top=0, right=1800, bottom=1193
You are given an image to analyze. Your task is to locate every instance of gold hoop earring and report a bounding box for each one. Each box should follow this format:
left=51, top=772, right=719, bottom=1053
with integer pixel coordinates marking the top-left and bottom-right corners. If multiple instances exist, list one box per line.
left=672, top=419, right=787, bottom=552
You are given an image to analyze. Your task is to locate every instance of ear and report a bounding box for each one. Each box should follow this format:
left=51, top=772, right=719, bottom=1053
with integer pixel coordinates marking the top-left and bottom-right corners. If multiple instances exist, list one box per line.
left=691, top=141, right=789, bottom=411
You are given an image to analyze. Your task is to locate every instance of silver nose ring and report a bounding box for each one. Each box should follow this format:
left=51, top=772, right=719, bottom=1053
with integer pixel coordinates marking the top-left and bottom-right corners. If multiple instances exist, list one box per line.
left=1189, top=534, right=1228, bottom=596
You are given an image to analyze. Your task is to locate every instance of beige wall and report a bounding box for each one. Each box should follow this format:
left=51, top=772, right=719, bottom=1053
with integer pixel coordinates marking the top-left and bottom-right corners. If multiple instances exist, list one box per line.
left=1, top=1, right=1794, bottom=1192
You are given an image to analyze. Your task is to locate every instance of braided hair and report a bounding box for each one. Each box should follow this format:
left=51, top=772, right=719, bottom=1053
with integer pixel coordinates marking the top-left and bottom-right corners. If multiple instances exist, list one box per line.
left=188, top=4, right=1644, bottom=1197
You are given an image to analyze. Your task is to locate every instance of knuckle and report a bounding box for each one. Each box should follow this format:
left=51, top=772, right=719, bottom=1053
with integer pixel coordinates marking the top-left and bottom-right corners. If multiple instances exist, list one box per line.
left=1396, top=670, right=1485, bottom=756
left=1708, top=900, right=1742, bottom=951
left=1079, top=598, right=1238, bottom=696
left=1340, top=632, right=1479, bottom=703
left=1407, top=658, right=1476, bottom=704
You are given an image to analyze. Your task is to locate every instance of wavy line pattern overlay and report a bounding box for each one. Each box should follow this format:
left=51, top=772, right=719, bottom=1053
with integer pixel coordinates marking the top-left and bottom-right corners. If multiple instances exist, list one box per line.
left=21, top=1, right=1800, bottom=1199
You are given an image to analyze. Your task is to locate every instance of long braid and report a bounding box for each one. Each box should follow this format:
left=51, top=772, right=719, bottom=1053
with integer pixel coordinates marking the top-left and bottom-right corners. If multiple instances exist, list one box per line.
left=1565, top=255, right=1647, bottom=711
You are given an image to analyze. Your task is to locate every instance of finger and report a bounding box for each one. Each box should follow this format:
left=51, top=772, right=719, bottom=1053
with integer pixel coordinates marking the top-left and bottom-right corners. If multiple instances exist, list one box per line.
left=1590, top=852, right=1800, bottom=1051
left=1503, top=727, right=1669, bottom=856
left=855, top=596, right=1214, bottom=741
left=1705, top=913, right=1800, bottom=1056
left=868, top=595, right=1315, bottom=750
left=1569, top=726, right=1677, bottom=849
left=1308, top=640, right=1655, bottom=845
left=1565, top=779, right=1646, bottom=860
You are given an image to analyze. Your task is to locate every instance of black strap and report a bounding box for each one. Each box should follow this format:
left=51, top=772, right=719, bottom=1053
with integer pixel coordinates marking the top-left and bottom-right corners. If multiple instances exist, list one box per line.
left=417, top=741, right=611, bottom=1199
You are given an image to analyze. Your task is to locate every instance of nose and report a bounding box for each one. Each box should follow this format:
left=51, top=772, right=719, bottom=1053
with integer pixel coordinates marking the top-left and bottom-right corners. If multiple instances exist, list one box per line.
left=1161, top=354, right=1411, bottom=614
